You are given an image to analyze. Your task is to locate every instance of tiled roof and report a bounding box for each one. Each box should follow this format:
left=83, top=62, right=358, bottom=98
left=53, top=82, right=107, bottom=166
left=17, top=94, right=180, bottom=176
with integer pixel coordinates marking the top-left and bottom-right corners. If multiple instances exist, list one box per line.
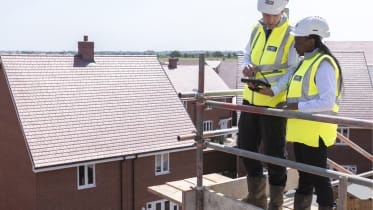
left=1, top=54, right=195, bottom=169
left=369, top=66, right=373, bottom=86
left=236, top=55, right=245, bottom=106
left=217, top=60, right=238, bottom=89
left=177, top=60, right=199, bottom=66
left=334, top=52, right=373, bottom=121
left=164, top=64, right=230, bottom=93
left=205, top=60, right=222, bottom=69
left=234, top=56, right=245, bottom=122
left=237, top=52, right=373, bottom=121
left=326, top=41, right=373, bottom=65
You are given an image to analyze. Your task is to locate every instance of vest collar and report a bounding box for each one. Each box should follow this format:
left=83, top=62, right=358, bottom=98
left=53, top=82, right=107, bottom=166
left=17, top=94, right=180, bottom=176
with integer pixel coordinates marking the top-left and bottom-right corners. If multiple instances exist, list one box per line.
left=304, top=48, right=320, bottom=60
left=259, top=14, right=288, bottom=30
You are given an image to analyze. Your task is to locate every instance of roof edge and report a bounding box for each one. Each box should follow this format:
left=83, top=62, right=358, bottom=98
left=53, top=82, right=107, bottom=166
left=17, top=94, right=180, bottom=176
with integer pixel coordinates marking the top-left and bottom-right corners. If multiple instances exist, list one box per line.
left=1, top=59, right=37, bottom=172
left=137, top=145, right=196, bottom=158
left=0, top=54, right=158, bottom=57
left=33, top=156, right=124, bottom=173
left=33, top=145, right=196, bottom=173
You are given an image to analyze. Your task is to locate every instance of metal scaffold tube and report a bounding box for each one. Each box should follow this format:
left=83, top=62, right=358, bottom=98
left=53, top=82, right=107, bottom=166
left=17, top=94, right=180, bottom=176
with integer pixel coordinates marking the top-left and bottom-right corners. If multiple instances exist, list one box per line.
left=195, top=54, right=205, bottom=210
left=178, top=89, right=243, bottom=98
left=206, top=100, right=373, bottom=128
left=178, top=127, right=238, bottom=141
left=179, top=56, right=373, bottom=210
left=338, top=176, right=348, bottom=210
left=205, top=141, right=373, bottom=187
left=183, top=129, right=372, bottom=210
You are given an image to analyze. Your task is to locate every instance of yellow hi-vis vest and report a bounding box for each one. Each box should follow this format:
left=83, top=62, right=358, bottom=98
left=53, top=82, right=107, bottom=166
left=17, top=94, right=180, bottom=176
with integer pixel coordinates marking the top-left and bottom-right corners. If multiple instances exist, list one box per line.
left=286, top=52, right=341, bottom=147
left=243, top=19, right=294, bottom=107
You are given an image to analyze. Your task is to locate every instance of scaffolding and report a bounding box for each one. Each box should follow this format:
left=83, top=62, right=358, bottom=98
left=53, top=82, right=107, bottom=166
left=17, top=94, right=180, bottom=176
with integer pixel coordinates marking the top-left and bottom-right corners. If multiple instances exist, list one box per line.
left=156, top=54, right=373, bottom=210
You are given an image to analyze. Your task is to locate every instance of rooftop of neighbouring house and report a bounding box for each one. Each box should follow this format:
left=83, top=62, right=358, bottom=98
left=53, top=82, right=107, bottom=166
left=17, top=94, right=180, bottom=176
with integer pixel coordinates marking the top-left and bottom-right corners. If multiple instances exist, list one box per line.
left=163, top=58, right=230, bottom=94
left=0, top=36, right=196, bottom=170
left=326, top=41, right=373, bottom=65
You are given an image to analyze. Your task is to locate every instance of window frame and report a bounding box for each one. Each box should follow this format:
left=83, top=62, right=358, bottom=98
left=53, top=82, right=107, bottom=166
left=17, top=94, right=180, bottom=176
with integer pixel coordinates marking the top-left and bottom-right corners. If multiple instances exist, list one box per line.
left=342, top=165, right=357, bottom=174
left=77, top=164, right=96, bottom=190
left=145, top=199, right=180, bottom=210
left=155, top=153, right=170, bottom=176
left=203, top=120, right=213, bottom=131
left=336, top=126, right=350, bottom=145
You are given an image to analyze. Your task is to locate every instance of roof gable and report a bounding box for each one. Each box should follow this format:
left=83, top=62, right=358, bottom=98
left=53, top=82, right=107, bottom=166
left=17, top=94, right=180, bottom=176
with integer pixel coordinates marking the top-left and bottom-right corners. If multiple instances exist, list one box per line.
left=217, top=60, right=239, bottom=89
left=164, top=64, right=230, bottom=93
left=1, top=54, right=195, bottom=169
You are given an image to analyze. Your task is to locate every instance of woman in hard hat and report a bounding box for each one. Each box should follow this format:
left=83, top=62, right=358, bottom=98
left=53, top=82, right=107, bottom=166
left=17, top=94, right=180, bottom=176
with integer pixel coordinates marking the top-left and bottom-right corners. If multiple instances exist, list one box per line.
left=238, top=0, right=299, bottom=209
left=284, top=16, right=343, bottom=210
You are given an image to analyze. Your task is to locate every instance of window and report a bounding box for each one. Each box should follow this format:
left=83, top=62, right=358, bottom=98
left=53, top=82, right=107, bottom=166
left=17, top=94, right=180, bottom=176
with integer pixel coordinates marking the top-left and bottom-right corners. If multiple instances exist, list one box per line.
left=77, top=164, right=95, bottom=189
left=146, top=199, right=179, bottom=210
left=336, top=127, right=349, bottom=145
left=203, top=120, right=213, bottom=131
left=155, top=153, right=169, bottom=175
left=342, top=165, right=357, bottom=174
left=219, top=118, right=229, bottom=130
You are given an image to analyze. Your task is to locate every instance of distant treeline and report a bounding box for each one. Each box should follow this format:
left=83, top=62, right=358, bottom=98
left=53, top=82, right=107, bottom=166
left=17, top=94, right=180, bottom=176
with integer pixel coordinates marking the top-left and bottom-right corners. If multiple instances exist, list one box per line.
left=162, top=50, right=242, bottom=58
left=0, top=50, right=242, bottom=58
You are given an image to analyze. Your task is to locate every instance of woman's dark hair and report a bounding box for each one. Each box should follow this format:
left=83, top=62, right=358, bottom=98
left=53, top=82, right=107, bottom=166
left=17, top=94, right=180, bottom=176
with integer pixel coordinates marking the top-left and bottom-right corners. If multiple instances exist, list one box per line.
left=309, top=35, right=343, bottom=96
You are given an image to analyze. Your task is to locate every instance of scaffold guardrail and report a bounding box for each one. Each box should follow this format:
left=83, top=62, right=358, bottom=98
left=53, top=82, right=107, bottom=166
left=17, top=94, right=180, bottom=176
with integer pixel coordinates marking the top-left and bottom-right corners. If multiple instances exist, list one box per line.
left=179, top=54, right=373, bottom=210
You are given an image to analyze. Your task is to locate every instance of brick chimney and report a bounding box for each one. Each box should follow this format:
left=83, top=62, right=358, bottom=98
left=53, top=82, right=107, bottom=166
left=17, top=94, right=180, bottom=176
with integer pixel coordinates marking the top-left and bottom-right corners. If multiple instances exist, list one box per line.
left=78, top=35, right=94, bottom=62
left=168, top=57, right=178, bottom=69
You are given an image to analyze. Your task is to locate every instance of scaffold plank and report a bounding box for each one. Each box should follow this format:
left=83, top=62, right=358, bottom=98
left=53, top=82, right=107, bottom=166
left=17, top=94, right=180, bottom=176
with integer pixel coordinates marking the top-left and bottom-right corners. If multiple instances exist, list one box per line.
left=148, top=184, right=183, bottom=204
left=203, top=173, right=232, bottom=183
left=184, top=177, right=217, bottom=186
left=147, top=173, right=232, bottom=205
left=166, top=180, right=195, bottom=191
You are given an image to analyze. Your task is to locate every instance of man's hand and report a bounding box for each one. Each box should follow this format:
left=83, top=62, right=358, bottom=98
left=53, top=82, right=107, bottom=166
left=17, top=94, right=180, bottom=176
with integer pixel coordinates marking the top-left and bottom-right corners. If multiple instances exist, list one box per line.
left=242, top=64, right=258, bottom=77
left=258, top=87, right=274, bottom=96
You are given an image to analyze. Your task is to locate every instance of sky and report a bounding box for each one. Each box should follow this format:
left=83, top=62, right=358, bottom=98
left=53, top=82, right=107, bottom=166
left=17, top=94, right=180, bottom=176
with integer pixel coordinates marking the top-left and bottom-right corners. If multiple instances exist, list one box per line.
left=1, top=0, right=372, bottom=52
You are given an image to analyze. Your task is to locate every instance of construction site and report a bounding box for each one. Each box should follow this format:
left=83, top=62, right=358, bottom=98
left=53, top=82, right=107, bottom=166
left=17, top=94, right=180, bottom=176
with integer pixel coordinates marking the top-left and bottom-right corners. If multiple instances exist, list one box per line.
left=148, top=55, right=373, bottom=210
left=2, top=0, right=373, bottom=209
left=1, top=40, right=372, bottom=210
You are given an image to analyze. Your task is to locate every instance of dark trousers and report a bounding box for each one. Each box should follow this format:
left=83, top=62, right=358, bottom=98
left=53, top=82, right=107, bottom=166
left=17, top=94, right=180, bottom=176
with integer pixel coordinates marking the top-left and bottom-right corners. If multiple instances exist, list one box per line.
left=238, top=100, right=287, bottom=186
left=293, top=139, right=334, bottom=207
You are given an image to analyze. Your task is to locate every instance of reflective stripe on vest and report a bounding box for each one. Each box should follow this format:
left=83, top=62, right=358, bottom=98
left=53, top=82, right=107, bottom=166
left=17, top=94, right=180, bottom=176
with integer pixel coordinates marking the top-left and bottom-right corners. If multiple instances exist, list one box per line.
left=243, top=19, right=294, bottom=107
left=286, top=52, right=341, bottom=147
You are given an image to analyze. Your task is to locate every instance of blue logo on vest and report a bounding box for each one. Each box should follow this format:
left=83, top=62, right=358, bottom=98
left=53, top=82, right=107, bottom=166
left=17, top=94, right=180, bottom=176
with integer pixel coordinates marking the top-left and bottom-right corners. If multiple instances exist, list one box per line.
left=267, top=46, right=278, bottom=52
left=294, top=75, right=302, bottom=81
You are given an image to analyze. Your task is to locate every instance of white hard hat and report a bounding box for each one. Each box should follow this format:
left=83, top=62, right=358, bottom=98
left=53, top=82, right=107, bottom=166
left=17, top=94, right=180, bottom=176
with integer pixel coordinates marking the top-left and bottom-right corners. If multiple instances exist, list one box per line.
left=257, top=0, right=289, bottom=15
left=292, top=16, right=330, bottom=38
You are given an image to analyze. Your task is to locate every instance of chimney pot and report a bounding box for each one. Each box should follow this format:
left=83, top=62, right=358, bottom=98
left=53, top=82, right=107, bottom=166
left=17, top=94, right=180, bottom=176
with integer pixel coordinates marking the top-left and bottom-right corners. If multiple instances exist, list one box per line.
left=84, top=35, right=88, bottom=42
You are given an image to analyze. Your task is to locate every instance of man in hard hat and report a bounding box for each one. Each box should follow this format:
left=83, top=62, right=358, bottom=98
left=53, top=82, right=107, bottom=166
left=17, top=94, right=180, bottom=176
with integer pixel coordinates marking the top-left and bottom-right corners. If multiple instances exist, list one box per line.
left=238, top=0, right=299, bottom=209
left=284, top=16, right=342, bottom=210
